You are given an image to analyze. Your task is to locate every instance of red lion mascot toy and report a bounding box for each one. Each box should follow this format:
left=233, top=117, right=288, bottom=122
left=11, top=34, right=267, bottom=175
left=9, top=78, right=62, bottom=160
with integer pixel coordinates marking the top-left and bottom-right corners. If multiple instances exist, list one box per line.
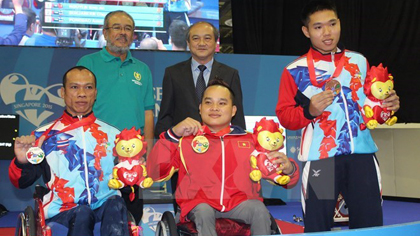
left=249, top=117, right=290, bottom=187
left=361, top=63, right=398, bottom=130
left=108, top=127, right=153, bottom=201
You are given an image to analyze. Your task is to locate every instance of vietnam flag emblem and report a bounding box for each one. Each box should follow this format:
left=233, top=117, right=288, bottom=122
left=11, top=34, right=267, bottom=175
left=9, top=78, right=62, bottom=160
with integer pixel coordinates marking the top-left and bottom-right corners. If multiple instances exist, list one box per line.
left=238, top=141, right=251, bottom=148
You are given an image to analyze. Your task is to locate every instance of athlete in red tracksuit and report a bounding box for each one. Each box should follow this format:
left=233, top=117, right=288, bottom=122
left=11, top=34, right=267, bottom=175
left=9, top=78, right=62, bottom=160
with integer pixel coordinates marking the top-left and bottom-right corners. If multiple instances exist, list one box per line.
left=147, top=79, right=299, bottom=236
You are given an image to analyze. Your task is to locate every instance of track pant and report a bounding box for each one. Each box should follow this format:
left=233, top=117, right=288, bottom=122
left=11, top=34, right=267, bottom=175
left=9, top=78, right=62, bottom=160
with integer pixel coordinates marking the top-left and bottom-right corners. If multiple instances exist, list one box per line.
left=301, top=153, right=383, bottom=232
left=46, top=195, right=129, bottom=236
left=188, top=200, right=271, bottom=236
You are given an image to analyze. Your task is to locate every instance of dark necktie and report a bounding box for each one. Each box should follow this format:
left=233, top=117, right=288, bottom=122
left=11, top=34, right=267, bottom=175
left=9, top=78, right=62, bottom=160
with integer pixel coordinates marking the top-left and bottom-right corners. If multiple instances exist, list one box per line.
left=195, top=65, right=207, bottom=102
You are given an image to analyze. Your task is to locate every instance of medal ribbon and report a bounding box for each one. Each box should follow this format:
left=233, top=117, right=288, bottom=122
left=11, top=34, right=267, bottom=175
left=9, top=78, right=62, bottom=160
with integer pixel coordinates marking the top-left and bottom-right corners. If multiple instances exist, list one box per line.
left=195, top=125, right=207, bottom=136
left=34, top=114, right=95, bottom=147
left=199, top=125, right=231, bottom=137
left=307, top=49, right=346, bottom=88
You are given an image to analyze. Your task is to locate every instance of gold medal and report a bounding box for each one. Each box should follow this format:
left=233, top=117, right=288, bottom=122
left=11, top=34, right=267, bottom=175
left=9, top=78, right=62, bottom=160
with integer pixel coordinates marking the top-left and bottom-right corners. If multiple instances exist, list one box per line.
left=325, top=80, right=341, bottom=96
left=192, top=136, right=209, bottom=154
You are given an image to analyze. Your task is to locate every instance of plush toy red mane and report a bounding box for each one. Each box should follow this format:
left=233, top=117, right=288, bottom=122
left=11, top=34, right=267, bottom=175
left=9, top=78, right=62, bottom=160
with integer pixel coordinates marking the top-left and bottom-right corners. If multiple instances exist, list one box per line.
left=108, top=127, right=153, bottom=201
left=249, top=117, right=290, bottom=188
left=112, top=127, right=147, bottom=164
left=252, top=117, right=285, bottom=152
left=360, top=63, right=397, bottom=130
left=364, top=63, right=394, bottom=102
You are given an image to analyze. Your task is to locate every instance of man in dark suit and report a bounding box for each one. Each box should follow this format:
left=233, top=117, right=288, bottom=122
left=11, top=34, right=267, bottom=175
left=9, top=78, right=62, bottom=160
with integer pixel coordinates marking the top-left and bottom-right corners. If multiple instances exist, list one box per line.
left=155, top=21, right=245, bottom=138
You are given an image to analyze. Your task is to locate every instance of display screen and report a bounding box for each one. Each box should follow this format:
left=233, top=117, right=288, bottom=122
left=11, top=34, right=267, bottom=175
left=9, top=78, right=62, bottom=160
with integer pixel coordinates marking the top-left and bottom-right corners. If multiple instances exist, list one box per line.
left=0, top=114, right=19, bottom=160
left=0, top=0, right=219, bottom=49
left=42, top=1, right=166, bottom=32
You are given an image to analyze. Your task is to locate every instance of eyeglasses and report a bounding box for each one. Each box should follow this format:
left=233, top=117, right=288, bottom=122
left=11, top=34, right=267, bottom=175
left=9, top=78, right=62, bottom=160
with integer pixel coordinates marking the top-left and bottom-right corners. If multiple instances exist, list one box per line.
left=105, top=25, right=134, bottom=32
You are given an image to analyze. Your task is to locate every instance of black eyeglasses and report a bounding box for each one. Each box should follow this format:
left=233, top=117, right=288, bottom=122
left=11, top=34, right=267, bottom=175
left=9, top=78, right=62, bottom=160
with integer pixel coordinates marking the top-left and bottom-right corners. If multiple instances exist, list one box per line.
left=105, top=25, right=134, bottom=32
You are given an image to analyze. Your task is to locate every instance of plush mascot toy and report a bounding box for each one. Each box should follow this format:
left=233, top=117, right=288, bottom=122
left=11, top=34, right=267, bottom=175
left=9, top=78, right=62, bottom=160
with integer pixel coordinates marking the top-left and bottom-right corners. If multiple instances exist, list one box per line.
left=108, top=127, right=153, bottom=201
left=249, top=117, right=290, bottom=188
left=361, top=63, right=398, bottom=130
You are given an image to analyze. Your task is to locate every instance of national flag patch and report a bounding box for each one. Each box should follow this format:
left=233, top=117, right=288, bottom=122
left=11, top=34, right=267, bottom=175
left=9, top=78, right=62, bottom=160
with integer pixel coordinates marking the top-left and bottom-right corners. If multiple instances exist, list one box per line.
left=57, top=139, right=70, bottom=150
left=238, top=141, right=251, bottom=148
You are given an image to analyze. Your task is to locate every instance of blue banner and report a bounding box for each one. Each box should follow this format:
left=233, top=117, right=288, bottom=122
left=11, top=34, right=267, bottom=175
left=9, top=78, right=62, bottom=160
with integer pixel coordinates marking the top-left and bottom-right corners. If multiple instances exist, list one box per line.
left=0, top=47, right=297, bottom=135
left=0, top=46, right=301, bottom=211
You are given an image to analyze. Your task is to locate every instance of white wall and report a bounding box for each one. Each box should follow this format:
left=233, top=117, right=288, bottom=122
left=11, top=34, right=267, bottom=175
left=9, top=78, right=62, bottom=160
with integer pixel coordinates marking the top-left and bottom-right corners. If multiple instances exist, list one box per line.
left=371, top=124, right=420, bottom=198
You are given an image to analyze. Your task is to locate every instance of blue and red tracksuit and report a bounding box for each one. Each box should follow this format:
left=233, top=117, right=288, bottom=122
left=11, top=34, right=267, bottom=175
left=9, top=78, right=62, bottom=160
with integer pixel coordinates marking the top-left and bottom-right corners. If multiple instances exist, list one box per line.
left=276, top=46, right=383, bottom=231
left=9, top=111, right=119, bottom=220
left=276, top=46, right=378, bottom=161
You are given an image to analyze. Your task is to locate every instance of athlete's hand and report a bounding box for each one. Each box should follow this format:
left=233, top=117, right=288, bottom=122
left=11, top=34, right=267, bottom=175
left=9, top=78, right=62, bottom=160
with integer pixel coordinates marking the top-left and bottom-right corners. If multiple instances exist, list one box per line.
left=382, top=90, right=400, bottom=112
left=309, top=90, right=334, bottom=117
left=267, top=152, right=294, bottom=175
left=172, top=118, right=202, bottom=137
left=14, top=135, right=45, bottom=164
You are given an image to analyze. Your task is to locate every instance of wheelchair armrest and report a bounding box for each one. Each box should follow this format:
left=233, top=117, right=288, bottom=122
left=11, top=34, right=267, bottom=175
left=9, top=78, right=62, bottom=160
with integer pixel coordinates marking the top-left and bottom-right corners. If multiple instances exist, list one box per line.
left=34, top=185, right=50, bottom=199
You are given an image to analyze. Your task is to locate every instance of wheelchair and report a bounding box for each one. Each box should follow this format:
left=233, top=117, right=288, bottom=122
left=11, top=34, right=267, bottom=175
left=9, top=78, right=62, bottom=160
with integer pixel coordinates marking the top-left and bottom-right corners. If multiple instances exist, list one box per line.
left=155, top=210, right=282, bottom=236
left=16, top=185, right=139, bottom=236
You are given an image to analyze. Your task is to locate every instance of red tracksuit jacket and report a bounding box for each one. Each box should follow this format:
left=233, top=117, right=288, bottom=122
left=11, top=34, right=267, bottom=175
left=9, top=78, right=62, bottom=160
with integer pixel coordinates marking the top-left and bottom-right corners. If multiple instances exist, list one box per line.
left=147, top=125, right=299, bottom=222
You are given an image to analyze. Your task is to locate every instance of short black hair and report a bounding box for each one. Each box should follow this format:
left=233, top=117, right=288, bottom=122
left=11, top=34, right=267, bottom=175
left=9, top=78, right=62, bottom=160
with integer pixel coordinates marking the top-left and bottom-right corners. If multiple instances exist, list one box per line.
left=301, top=0, right=338, bottom=27
left=39, top=7, right=44, bottom=27
left=38, top=7, right=54, bottom=34
left=186, top=21, right=219, bottom=43
left=62, top=66, right=97, bottom=88
left=202, top=77, right=236, bottom=105
left=22, top=7, right=36, bottom=29
left=169, top=20, right=188, bottom=49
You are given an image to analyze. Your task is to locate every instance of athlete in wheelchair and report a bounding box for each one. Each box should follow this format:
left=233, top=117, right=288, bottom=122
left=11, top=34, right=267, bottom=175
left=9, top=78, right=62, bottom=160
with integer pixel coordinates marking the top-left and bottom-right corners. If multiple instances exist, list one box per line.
left=147, top=80, right=300, bottom=235
left=15, top=185, right=139, bottom=236
left=9, top=66, right=135, bottom=236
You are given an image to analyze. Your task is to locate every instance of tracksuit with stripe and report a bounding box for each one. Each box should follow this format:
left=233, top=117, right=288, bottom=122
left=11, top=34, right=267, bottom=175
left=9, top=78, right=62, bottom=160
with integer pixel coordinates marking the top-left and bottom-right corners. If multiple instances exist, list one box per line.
left=276, top=46, right=383, bottom=232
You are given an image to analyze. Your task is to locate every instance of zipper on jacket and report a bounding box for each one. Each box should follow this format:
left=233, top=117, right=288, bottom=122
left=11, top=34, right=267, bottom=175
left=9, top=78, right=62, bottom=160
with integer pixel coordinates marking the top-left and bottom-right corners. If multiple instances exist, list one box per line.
left=332, top=51, right=354, bottom=152
left=79, top=115, right=92, bottom=205
left=219, top=136, right=226, bottom=212
left=340, top=89, right=354, bottom=152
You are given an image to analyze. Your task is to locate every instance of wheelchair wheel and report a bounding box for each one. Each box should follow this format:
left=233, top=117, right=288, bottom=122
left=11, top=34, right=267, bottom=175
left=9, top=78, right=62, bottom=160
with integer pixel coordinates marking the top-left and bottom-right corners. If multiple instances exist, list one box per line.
left=15, top=212, right=25, bottom=236
left=16, top=207, right=36, bottom=236
left=155, top=211, right=178, bottom=236
left=24, top=206, right=36, bottom=236
left=270, top=214, right=281, bottom=235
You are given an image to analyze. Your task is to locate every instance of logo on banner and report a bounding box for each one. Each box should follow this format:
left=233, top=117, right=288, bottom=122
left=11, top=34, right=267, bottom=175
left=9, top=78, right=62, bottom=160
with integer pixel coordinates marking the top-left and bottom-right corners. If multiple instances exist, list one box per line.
left=0, top=73, right=65, bottom=127
left=142, top=206, right=163, bottom=232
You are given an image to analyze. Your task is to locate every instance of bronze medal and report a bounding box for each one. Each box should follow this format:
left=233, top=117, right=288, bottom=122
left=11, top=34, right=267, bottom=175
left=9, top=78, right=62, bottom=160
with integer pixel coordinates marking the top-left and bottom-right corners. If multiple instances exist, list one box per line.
left=192, top=136, right=209, bottom=154
left=325, top=80, right=341, bottom=96
left=26, top=147, right=45, bottom=164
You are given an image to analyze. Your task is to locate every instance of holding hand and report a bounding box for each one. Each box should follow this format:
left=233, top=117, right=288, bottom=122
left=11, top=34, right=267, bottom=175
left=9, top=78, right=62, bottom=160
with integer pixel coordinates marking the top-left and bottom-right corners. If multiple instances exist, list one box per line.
left=267, top=151, right=294, bottom=175
left=14, top=135, right=45, bottom=164
left=12, top=0, right=24, bottom=14
left=172, top=118, right=202, bottom=137
left=382, top=90, right=400, bottom=112
left=309, top=90, right=334, bottom=117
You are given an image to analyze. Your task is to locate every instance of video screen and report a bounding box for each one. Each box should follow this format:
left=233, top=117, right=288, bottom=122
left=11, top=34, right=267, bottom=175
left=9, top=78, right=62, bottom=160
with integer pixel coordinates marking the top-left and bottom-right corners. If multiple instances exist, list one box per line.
left=0, top=0, right=219, bottom=50
left=0, top=114, right=19, bottom=160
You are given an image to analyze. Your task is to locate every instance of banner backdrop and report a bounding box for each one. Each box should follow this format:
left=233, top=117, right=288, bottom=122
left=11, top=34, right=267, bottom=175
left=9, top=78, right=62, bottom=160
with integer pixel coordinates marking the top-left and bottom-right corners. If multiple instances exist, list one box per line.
left=0, top=47, right=297, bottom=134
left=0, top=46, right=301, bottom=211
